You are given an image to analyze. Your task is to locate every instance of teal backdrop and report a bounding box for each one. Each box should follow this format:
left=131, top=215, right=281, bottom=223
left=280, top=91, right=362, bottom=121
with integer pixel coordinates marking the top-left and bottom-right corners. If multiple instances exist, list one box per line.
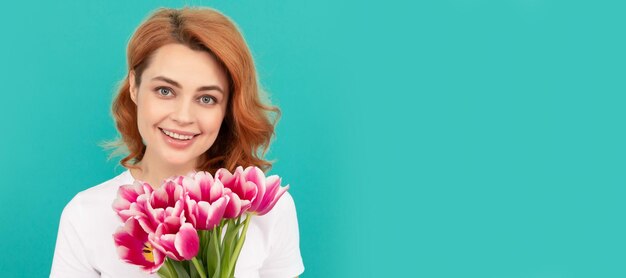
left=1, top=0, right=625, bottom=277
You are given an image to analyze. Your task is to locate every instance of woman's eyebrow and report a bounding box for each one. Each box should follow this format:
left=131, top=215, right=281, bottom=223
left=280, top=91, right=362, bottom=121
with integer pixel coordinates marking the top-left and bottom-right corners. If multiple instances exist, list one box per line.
left=197, top=85, right=225, bottom=95
left=151, top=75, right=225, bottom=95
left=152, top=76, right=181, bottom=88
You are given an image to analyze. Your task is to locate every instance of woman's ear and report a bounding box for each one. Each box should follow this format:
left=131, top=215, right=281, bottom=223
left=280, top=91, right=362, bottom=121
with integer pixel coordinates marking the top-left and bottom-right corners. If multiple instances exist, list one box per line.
left=129, top=71, right=138, bottom=105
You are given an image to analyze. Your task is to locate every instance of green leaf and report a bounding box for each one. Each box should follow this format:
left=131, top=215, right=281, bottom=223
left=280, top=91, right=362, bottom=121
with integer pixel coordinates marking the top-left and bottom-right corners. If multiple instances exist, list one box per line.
left=211, top=229, right=222, bottom=278
left=228, top=214, right=252, bottom=277
left=190, top=257, right=207, bottom=278
left=220, top=219, right=237, bottom=277
left=170, top=260, right=191, bottom=278
left=157, top=262, right=173, bottom=278
left=197, top=230, right=206, bottom=263
left=207, top=229, right=218, bottom=276
left=190, top=262, right=200, bottom=278
left=164, top=260, right=179, bottom=278
left=221, top=218, right=241, bottom=273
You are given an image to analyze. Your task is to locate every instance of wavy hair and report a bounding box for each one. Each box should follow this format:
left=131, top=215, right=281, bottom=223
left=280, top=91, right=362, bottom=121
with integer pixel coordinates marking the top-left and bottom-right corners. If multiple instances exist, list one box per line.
left=102, top=7, right=280, bottom=174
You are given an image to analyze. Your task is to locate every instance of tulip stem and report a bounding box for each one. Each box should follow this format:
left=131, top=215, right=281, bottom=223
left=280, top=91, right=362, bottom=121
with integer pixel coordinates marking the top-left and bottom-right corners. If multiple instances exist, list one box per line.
left=227, top=213, right=252, bottom=276
left=191, top=257, right=207, bottom=278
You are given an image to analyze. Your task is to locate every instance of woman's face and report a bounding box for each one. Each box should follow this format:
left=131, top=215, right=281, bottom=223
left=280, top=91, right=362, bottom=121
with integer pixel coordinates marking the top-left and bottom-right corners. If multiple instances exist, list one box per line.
left=129, top=43, right=229, bottom=168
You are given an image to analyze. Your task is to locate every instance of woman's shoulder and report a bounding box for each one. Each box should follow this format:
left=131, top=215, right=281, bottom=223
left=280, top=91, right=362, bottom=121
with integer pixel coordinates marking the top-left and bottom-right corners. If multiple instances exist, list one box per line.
left=271, top=190, right=296, bottom=212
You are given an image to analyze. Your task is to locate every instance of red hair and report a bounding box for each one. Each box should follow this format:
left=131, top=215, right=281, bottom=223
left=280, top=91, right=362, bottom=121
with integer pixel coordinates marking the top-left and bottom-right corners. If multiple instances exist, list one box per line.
left=102, top=7, right=280, bottom=174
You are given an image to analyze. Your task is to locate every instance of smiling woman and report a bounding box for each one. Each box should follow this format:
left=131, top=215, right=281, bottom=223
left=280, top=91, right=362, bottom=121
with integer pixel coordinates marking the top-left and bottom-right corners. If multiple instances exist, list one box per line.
left=50, top=7, right=304, bottom=278
left=127, top=43, right=230, bottom=185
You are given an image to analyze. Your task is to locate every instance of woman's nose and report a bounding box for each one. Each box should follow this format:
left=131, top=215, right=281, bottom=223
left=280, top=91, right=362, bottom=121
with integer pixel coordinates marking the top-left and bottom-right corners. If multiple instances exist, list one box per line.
left=170, top=100, right=194, bottom=125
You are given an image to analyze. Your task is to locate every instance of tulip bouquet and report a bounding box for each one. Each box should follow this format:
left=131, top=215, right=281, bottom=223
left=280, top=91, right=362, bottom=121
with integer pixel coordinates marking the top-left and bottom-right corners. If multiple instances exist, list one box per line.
left=112, top=166, right=289, bottom=278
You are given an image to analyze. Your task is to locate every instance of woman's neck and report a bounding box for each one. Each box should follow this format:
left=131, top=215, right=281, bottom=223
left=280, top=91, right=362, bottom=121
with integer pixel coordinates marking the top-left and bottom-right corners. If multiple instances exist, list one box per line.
left=129, top=150, right=197, bottom=189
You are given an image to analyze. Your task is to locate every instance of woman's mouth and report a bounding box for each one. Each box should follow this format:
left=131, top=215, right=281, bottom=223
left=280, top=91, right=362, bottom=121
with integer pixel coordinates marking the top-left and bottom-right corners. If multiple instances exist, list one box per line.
left=159, top=128, right=199, bottom=149
left=160, top=128, right=197, bottom=140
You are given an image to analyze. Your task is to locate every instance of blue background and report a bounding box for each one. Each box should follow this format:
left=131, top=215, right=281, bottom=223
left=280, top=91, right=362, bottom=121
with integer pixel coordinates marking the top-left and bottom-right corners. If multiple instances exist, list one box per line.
left=1, top=0, right=625, bottom=277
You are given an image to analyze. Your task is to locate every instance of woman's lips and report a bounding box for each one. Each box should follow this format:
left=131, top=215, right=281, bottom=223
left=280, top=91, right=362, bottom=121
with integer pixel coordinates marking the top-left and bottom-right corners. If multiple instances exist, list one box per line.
left=159, top=128, right=198, bottom=149
left=159, top=127, right=200, bottom=137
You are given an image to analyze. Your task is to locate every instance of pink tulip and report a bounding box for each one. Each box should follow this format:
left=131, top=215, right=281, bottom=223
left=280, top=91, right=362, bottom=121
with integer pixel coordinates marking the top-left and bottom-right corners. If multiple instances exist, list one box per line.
left=222, top=187, right=250, bottom=218
left=150, top=180, right=185, bottom=210
left=242, top=166, right=268, bottom=213
left=215, top=167, right=254, bottom=218
left=217, top=166, right=289, bottom=216
left=112, top=181, right=153, bottom=222
left=253, top=174, right=289, bottom=216
left=112, top=166, right=291, bottom=275
left=184, top=172, right=223, bottom=204
left=149, top=215, right=200, bottom=261
left=136, top=180, right=185, bottom=234
left=133, top=179, right=200, bottom=261
left=113, top=217, right=165, bottom=273
left=183, top=172, right=230, bottom=230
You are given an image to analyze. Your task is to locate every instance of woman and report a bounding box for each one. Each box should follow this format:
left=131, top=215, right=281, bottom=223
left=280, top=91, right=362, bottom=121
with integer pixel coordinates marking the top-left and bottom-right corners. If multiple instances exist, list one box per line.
left=50, top=7, right=304, bottom=278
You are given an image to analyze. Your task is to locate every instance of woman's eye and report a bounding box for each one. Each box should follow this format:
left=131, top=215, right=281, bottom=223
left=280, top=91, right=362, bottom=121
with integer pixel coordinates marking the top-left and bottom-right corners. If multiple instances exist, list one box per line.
left=157, top=87, right=172, bottom=96
left=200, top=95, right=216, bottom=104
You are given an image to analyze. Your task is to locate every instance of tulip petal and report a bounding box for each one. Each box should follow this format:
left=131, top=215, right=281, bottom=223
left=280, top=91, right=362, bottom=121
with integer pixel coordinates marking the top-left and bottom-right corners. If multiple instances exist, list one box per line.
left=256, top=184, right=289, bottom=215
left=244, top=167, right=265, bottom=188
left=151, top=188, right=169, bottom=209
left=113, top=182, right=152, bottom=221
left=215, top=168, right=236, bottom=188
left=113, top=218, right=164, bottom=273
left=208, top=179, right=224, bottom=203
left=223, top=191, right=242, bottom=218
left=206, top=196, right=229, bottom=229
left=184, top=176, right=201, bottom=201
left=174, top=223, right=199, bottom=260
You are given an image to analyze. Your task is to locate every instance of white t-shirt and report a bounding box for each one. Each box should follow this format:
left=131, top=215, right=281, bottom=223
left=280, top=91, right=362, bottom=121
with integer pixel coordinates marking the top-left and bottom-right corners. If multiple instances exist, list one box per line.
left=50, top=170, right=305, bottom=278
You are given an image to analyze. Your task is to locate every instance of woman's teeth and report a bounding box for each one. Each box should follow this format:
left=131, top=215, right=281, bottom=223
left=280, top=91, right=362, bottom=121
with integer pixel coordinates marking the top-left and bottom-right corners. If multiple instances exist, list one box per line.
left=161, top=129, right=194, bottom=140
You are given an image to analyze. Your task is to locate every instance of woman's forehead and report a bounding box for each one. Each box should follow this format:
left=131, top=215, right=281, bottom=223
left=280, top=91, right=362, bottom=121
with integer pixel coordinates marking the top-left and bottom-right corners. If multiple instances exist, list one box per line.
left=142, top=43, right=228, bottom=90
